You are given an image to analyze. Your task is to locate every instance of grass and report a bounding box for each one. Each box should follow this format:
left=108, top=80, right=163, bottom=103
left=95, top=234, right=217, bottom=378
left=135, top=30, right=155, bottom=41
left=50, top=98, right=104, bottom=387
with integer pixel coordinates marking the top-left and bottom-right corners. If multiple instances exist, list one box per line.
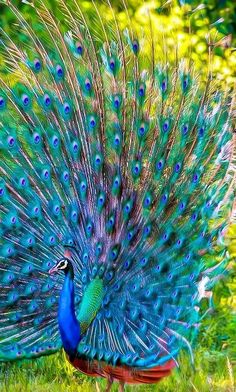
left=0, top=349, right=235, bottom=392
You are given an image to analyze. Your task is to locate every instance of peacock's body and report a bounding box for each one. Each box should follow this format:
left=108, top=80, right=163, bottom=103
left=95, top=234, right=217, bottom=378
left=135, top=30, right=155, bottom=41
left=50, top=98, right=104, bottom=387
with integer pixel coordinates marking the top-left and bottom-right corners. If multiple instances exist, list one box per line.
left=0, top=1, right=235, bottom=390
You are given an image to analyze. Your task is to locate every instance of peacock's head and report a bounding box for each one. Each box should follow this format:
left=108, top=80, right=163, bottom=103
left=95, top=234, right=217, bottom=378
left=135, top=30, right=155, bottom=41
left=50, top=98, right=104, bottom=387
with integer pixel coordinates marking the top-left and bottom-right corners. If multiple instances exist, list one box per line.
left=49, top=258, right=73, bottom=276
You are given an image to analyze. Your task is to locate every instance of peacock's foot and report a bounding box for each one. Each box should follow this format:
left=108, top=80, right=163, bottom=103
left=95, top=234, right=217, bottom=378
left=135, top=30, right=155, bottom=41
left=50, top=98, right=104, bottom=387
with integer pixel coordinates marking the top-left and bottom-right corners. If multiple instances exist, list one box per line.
left=95, top=380, right=101, bottom=392
left=119, top=381, right=125, bottom=392
left=105, top=377, right=113, bottom=392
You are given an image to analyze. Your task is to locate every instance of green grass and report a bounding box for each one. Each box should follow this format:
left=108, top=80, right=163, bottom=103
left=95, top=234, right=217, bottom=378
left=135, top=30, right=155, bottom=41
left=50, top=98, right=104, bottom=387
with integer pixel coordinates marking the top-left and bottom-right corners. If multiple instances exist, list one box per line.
left=0, top=349, right=235, bottom=392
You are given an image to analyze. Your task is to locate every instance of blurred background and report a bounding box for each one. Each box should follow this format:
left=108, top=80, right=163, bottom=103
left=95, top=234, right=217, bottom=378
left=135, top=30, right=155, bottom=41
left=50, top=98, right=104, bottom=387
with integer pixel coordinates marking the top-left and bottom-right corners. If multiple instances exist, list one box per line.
left=0, top=0, right=236, bottom=84
left=0, top=1, right=235, bottom=391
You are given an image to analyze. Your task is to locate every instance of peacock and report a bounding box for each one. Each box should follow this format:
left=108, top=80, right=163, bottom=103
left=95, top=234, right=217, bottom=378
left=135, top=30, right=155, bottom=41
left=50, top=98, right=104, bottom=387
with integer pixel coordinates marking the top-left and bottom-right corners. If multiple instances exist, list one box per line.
left=0, top=1, right=235, bottom=391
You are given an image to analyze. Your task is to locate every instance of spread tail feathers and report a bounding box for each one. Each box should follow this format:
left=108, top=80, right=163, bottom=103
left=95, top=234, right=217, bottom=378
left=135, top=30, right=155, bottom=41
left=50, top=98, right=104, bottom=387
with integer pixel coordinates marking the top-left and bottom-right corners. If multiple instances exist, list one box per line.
left=0, top=0, right=235, bottom=368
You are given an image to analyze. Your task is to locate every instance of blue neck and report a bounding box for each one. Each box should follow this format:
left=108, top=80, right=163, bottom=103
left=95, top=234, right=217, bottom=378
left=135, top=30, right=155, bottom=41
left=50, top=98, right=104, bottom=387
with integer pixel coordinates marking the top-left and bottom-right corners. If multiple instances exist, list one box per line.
left=58, top=271, right=81, bottom=357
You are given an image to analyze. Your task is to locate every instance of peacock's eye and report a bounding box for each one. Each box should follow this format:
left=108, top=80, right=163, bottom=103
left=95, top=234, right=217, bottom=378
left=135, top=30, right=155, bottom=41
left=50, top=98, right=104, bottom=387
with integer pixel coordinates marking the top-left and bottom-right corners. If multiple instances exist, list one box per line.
left=95, top=155, right=101, bottom=164
left=22, top=94, right=30, bottom=106
left=63, top=103, right=71, bottom=115
left=175, top=163, right=181, bottom=172
left=58, top=259, right=68, bottom=269
left=44, top=94, right=51, bottom=106
left=183, top=77, right=189, bottom=90
left=114, top=96, right=120, bottom=108
left=89, top=117, right=96, bottom=128
left=0, top=97, right=5, bottom=107
left=199, top=126, right=204, bottom=136
left=56, top=65, right=64, bottom=78
left=127, top=231, right=133, bottom=240
left=8, top=136, right=15, bottom=147
left=33, top=133, right=41, bottom=144
left=83, top=253, right=88, bottom=262
left=72, top=142, right=78, bottom=152
left=161, top=79, right=167, bottom=92
left=140, top=127, right=145, bottom=134
left=34, top=58, right=41, bottom=71
left=20, top=177, right=26, bottom=186
left=161, top=194, right=167, bottom=203
left=85, top=78, right=91, bottom=91
left=163, top=121, right=169, bottom=132
left=113, top=177, right=120, bottom=186
left=138, top=85, right=145, bottom=97
left=125, top=204, right=130, bottom=212
left=63, top=171, right=69, bottom=181
left=141, top=257, right=147, bottom=265
left=139, top=124, right=146, bottom=136
left=43, top=169, right=49, bottom=179
left=52, top=136, right=59, bottom=147
left=133, top=162, right=141, bottom=175
left=182, top=124, right=189, bottom=135
left=132, top=39, right=139, bottom=53
left=80, top=182, right=86, bottom=191
left=109, top=58, right=115, bottom=71
left=76, top=42, right=83, bottom=55
left=114, top=134, right=120, bottom=145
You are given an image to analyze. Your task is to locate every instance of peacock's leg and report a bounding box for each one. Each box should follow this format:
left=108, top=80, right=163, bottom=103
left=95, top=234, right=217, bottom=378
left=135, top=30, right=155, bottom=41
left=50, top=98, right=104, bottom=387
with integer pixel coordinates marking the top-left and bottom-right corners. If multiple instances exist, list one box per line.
left=118, top=381, right=125, bottom=392
left=95, top=380, right=101, bottom=392
left=105, top=376, right=113, bottom=392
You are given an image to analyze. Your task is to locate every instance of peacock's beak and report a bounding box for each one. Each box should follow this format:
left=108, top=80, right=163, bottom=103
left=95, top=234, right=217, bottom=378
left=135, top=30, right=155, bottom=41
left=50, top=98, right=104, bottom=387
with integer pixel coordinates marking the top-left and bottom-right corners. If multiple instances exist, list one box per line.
left=49, top=264, right=59, bottom=274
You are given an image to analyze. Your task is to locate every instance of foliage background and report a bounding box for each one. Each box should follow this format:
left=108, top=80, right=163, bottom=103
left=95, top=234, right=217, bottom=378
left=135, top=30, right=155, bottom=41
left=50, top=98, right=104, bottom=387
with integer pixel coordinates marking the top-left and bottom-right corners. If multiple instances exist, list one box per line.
left=0, top=0, right=235, bottom=391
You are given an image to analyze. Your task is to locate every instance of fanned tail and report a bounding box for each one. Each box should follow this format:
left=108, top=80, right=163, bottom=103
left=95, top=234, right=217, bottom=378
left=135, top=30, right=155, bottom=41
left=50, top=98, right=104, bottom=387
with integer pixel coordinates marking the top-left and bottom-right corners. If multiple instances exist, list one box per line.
left=0, top=0, right=234, bottom=369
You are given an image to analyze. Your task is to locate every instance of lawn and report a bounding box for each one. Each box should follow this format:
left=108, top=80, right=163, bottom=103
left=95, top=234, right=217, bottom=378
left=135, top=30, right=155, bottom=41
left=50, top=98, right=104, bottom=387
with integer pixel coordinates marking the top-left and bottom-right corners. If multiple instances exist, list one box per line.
left=0, top=349, right=235, bottom=392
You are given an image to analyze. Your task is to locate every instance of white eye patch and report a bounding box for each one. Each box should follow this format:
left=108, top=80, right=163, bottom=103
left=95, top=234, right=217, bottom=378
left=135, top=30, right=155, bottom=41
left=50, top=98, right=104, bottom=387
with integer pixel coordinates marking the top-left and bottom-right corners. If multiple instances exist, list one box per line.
left=58, top=259, right=68, bottom=269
